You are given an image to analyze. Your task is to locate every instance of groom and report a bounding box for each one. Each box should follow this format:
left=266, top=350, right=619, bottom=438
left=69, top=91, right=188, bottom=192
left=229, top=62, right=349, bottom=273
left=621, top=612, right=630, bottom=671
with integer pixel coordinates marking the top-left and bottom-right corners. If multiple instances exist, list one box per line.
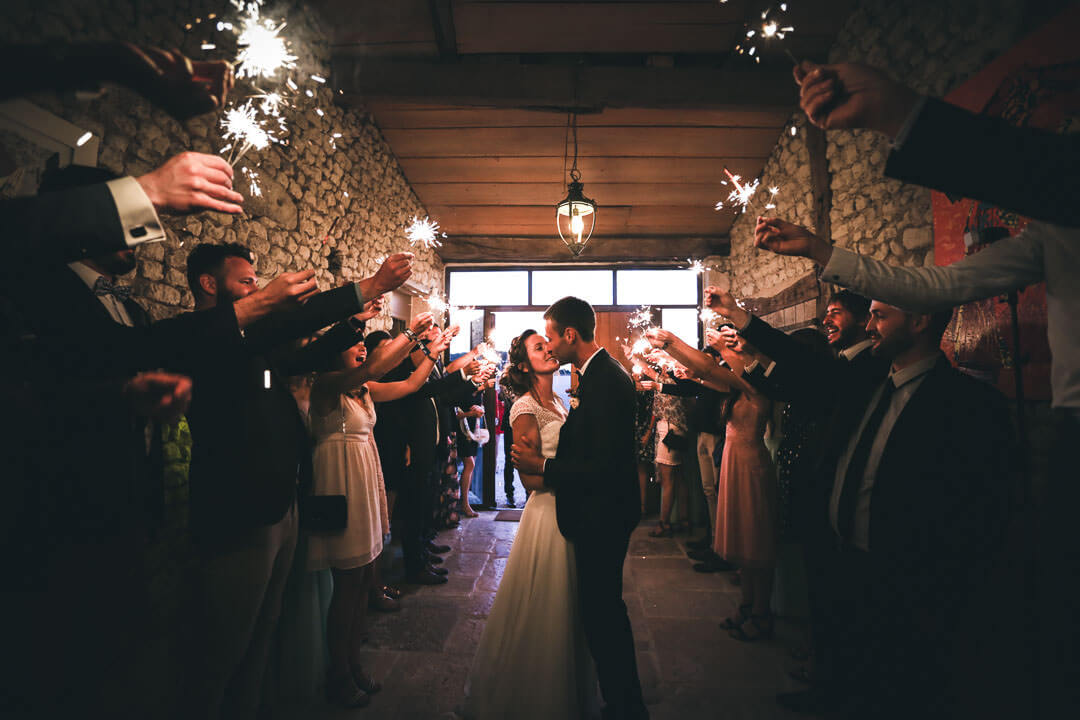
left=512, top=296, right=648, bottom=720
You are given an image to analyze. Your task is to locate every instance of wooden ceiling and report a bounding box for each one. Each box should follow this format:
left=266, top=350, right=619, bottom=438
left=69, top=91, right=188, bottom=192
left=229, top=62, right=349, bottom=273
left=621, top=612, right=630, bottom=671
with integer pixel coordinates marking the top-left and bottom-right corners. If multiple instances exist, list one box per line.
left=319, top=0, right=855, bottom=263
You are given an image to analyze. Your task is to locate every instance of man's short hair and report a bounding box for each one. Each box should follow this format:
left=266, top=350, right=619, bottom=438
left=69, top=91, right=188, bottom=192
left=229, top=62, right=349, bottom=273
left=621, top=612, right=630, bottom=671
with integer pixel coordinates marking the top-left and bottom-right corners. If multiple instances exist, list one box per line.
left=544, top=296, right=596, bottom=342
left=827, top=290, right=871, bottom=320
left=186, top=242, right=253, bottom=296
left=38, top=163, right=120, bottom=194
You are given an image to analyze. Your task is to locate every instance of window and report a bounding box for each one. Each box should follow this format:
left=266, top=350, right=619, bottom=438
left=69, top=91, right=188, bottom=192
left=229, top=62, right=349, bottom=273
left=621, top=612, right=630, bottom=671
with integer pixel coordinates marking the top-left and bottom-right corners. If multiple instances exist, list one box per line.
left=660, top=307, right=701, bottom=348
left=448, top=271, right=529, bottom=306
left=616, top=269, right=699, bottom=306
left=531, top=269, right=613, bottom=306
left=449, top=307, right=484, bottom=356
left=491, top=311, right=547, bottom=351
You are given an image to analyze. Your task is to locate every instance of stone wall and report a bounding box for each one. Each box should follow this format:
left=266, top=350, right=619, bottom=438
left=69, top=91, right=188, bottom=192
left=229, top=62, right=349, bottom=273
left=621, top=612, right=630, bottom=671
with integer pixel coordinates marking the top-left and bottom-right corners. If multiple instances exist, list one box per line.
left=725, top=0, right=1026, bottom=303
left=1, top=0, right=444, bottom=331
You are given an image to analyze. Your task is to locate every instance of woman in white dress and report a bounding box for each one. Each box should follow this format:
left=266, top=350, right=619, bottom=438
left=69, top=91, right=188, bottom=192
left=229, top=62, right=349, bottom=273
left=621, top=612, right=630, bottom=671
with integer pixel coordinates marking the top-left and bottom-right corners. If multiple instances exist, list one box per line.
left=307, top=314, right=451, bottom=708
left=463, top=329, right=600, bottom=720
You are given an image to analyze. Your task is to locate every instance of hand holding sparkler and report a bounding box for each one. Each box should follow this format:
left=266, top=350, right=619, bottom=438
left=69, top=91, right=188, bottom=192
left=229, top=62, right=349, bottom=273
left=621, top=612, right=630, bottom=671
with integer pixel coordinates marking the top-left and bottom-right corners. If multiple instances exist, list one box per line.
left=704, top=285, right=750, bottom=328
left=428, top=328, right=454, bottom=355
left=409, top=311, right=435, bottom=336
left=753, top=217, right=833, bottom=266
left=353, top=295, right=385, bottom=323
left=116, top=44, right=234, bottom=120
left=256, top=268, right=319, bottom=307
left=705, top=328, right=726, bottom=353
left=358, top=252, right=414, bottom=300
left=794, top=61, right=919, bottom=139
left=136, top=151, right=245, bottom=214
left=645, top=327, right=675, bottom=350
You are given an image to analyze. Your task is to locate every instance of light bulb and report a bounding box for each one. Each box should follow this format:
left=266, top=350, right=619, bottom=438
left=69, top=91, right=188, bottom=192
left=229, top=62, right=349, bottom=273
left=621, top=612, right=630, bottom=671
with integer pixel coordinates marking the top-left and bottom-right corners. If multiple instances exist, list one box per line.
left=569, top=213, right=585, bottom=237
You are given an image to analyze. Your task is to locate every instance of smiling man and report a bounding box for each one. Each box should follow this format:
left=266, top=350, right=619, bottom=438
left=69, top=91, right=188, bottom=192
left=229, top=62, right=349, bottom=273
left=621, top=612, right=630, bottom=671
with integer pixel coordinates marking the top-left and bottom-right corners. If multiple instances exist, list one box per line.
left=822, top=289, right=872, bottom=357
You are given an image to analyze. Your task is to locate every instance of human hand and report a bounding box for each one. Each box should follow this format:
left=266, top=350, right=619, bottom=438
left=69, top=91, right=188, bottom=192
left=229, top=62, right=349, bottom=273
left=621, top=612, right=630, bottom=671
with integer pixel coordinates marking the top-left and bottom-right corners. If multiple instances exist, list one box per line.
left=754, top=217, right=833, bottom=265
left=463, top=358, right=482, bottom=377
left=354, top=295, right=385, bottom=322
left=639, top=379, right=656, bottom=391
left=357, top=252, right=414, bottom=300
left=510, top=434, right=545, bottom=475
left=409, top=311, right=434, bottom=335
left=123, top=371, right=192, bottom=423
left=135, top=151, right=244, bottom=214
left=428, top=328, right=453, bottom=355
left=257, top=269, right=319, bottom=311
left=719, top=326, right=744, bottom=352
left=645, top=328, right=675, bottom=349
left=446, top=325, right=461, bottom=338
left=116, top=43, right=234, bottom=120
left=793, top=61, right=919, bottom=139
left=705, top=328, right=725, bottom=351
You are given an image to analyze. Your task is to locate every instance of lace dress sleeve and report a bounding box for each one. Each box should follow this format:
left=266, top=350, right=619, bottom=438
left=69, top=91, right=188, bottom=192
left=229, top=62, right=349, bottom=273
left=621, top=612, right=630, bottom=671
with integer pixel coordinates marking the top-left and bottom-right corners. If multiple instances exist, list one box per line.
left=509, top=395, right=539, bottom=428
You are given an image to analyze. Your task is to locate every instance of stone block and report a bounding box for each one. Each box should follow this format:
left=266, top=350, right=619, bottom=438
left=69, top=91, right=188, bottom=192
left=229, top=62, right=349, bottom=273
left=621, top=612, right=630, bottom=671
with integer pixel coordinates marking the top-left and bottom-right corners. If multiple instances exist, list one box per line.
left=902, top=226, right=933, bottom=250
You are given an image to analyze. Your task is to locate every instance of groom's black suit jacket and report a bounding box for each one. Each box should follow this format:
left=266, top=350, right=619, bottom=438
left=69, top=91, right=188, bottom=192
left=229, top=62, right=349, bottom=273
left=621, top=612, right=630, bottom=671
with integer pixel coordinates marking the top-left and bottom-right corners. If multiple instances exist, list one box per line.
left=544, top=349, right=641, bottom=541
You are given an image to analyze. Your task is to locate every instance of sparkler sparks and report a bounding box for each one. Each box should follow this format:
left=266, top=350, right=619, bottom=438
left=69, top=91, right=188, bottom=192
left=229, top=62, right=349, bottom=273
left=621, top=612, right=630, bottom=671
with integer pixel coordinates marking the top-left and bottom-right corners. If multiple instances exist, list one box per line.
left=628, top=306, right=655, bottom=332
left=234, top=4, right=297, bottom=80
left=405, top=216, right=446, bottom=249
left=734, top=3, right=796, bottom=64
left=220, top=100, right=277, bottom=166
left=240, top=165, right=261, bottom=196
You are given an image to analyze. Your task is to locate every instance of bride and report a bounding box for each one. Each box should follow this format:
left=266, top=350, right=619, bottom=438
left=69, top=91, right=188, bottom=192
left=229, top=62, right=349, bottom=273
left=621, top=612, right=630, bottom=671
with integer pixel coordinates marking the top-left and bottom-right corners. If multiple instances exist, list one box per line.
left=462, top=329, right=600, bottom=720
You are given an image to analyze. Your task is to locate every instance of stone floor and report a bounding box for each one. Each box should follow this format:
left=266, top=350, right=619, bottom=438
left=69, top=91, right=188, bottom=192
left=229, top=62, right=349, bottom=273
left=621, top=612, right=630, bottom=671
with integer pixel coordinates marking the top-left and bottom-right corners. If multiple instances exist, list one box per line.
left=281, top=510, right=806, bottom=719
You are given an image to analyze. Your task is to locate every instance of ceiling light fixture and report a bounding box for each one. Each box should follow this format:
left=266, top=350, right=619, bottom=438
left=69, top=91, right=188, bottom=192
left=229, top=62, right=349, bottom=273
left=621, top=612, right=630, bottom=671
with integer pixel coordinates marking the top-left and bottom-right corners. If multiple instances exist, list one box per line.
left=555, top=111, right=596, bottom=257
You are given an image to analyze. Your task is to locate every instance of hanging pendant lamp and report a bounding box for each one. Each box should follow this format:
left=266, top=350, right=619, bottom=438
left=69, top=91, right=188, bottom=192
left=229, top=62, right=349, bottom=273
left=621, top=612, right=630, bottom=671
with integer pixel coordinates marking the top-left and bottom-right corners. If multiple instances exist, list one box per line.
left=556, top=112, right=596, bottom=257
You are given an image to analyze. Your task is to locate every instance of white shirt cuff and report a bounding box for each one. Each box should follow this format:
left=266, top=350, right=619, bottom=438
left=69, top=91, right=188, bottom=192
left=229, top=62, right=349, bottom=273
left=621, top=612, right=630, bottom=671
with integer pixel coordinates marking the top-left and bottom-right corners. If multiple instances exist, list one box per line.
left=106, top=177, right=164, bottom=248
left=891, top=95, right=929, bottom=149
left=743, top=359, right=760, bottom=374
left=820, top=246, right=860, bottom=286
left=763, top=361, right=777, bottom=377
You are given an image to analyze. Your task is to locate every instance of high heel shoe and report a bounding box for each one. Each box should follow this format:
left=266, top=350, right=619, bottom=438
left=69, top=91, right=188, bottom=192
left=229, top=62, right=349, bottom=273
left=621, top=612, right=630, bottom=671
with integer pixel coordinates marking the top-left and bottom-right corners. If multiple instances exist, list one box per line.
left=648, top=521, right=673, bottom=538
left=351, top=664, right=382, bottom=695
left=719, top=603, right=752, bottom=631
left=326, top=672, right=370, bottom=708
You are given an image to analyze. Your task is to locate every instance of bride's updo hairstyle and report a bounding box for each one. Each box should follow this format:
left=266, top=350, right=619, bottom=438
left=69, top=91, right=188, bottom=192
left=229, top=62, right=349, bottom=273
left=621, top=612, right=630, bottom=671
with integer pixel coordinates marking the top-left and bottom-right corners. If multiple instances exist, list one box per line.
left=500, top=329, right=539, bottom=397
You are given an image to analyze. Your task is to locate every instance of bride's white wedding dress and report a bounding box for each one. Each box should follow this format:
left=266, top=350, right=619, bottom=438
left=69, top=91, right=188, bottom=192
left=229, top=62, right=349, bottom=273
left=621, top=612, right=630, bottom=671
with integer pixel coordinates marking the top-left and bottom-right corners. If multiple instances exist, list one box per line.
left=462, top=394, right=600, bottom=720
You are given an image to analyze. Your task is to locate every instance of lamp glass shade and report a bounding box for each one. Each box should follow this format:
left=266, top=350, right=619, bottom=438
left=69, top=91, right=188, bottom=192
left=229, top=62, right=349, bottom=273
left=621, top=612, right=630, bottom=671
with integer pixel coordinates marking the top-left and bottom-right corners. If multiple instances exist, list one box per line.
left=555, top=181, right=596, bottom=257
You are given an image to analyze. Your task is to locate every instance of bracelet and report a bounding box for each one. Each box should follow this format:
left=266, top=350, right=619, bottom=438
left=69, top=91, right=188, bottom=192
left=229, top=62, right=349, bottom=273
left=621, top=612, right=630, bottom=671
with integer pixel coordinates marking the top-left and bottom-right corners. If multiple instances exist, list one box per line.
left=403, top=328, right=419, bottom=343
left=418, top=341, right=435, bottom=360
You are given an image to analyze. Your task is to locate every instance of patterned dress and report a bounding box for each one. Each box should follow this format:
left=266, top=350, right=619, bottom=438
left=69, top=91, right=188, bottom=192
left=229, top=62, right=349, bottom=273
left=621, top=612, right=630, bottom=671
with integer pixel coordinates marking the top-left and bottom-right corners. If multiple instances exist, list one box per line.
left=634, top=389, right=656, bottom=464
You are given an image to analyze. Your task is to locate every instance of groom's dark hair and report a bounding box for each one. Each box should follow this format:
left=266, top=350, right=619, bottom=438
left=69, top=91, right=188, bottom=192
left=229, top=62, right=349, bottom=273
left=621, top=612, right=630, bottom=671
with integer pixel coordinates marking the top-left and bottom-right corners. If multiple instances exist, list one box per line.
left=544, top=296, right=595, bottom=342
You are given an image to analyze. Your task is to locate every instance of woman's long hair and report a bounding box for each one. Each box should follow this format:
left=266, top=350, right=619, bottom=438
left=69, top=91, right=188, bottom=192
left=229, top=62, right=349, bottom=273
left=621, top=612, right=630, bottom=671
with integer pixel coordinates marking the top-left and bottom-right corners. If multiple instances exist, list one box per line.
left=500, top=329, right=539, bottom=398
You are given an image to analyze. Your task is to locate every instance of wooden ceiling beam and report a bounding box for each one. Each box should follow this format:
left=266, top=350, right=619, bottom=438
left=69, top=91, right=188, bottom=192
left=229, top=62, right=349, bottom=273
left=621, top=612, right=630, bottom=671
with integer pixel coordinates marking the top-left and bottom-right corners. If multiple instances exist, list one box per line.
left=331, top=57, right=797, bottom=110
left=438, top=234, right=729, bottom=263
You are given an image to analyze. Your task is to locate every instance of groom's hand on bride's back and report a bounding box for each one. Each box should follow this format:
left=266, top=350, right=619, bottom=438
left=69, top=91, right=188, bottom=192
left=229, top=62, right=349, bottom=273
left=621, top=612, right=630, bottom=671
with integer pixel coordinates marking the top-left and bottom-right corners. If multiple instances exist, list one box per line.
left=511, top=434, right=545, bottom=475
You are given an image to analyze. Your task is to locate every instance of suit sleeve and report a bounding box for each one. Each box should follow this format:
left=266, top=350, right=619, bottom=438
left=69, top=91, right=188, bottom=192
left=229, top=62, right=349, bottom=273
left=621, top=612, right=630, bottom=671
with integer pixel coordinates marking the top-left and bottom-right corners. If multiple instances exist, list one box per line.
left=543, top=365, right=635, bottom=493
left=2, top=185, right=136, bottom=266
left=240, top=284, right=365, bottom=354
left=415, top=370, right=476, bottom=405
left=885, top=97, right=1080, bottom=227
left=740, top=315, right=836, bottom=402
left=276, top=320, right=363, bottom=376
left=660, top=378, right=702, bottom=397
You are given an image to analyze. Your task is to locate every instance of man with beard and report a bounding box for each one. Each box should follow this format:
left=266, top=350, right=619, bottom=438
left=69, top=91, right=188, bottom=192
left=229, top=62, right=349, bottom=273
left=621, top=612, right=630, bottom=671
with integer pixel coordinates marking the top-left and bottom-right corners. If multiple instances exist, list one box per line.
left=178, top=242, right=414, bottom=718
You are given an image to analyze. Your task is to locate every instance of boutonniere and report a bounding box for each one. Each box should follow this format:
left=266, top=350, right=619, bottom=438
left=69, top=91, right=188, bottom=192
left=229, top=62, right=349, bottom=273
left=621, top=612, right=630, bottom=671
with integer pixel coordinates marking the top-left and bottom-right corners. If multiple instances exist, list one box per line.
left=568, top=385, right=581, bottom=410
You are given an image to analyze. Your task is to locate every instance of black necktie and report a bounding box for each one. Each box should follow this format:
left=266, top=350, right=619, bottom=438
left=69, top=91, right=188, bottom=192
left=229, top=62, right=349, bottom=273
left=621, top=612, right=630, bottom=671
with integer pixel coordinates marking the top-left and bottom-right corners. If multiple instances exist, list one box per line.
left=837, top=378, right=896, bottom=542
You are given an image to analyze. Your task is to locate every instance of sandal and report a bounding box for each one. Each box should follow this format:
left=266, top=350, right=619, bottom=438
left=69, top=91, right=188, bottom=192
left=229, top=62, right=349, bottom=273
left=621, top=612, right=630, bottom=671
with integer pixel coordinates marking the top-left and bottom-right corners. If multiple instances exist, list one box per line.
left=720, top=603, right=752, bottom=631
left=382, top=584, right=402, bottom=599
left=326, top=672, right=370, bottom=708
left=648, top=522, right=673, bottom=538
left=729, top=614, right=774, bottom=642
left=351, top=665, right=382, bottom=695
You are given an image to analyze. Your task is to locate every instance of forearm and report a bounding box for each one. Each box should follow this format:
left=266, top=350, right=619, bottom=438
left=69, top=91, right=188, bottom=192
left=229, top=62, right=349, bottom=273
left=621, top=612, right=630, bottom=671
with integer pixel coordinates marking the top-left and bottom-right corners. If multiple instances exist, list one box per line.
left=368, top=359, right=434, bottom=402
left=519, top=472, right=546, bottom=492
left=241, top=284, right=365, bottom=352
left=363, top=332, right=417, bottom=380
left=820, top=232, right=1044, bottom=313
left=4, top=43, right=131, bottom=99
left=445, top=349, right=477, bottom=374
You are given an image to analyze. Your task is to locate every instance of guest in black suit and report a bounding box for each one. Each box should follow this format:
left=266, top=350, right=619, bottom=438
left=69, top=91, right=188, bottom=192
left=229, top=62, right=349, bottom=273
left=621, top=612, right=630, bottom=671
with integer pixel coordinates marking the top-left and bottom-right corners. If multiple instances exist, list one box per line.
left=176, top=243, right=414, bottom=718
left=792, top=60, right=1079, bottom=227
left=512, top=296, right=647, bottom=720
left=795, top=301, right=1012, bottom=718
left=385, top=327, right=481, bottom=584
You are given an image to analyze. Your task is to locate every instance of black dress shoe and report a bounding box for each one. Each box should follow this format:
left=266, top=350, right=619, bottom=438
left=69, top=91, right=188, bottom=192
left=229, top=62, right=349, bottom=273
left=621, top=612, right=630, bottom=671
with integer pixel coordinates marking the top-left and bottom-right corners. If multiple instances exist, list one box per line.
left=406, top=568, right=448, bottom=585
left=686, top=548, right=713, bottom=562
left=506, top=499, right=516, bottom=508
left=426, top=542, right=451, bottom=554
left=428, top=564, right=449, bottom=576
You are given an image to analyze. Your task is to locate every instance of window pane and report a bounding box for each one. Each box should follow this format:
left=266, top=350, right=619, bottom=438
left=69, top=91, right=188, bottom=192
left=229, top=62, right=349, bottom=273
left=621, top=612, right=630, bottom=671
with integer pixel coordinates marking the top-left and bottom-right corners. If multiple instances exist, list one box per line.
left=491, top=311, right=547, bottom=351
left=660, top=307, right=701, bottom=349
left=531, top=270, right=613, bottom=306
left=449, top=271, right=529, bottom=306
left=448, top=307, right=484, bottom=356
left=616, top=269, right=699, bottom=306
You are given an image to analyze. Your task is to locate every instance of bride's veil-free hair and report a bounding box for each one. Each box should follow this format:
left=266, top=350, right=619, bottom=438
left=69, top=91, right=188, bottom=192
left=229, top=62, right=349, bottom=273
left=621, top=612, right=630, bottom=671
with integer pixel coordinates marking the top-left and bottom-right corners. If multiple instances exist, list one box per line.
left=500, top=329, right=540, bottom=397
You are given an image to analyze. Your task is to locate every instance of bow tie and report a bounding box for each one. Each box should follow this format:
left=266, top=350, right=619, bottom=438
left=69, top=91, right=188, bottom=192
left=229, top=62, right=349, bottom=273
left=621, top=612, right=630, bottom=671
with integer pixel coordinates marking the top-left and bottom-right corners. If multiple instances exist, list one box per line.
left=93, top=276, right=133, bottom=301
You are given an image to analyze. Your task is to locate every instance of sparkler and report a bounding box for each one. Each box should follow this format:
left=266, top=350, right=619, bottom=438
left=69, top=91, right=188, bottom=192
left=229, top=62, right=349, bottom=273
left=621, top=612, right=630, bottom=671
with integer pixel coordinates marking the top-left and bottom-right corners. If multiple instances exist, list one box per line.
left=405, top=216, right=446, bottom=249
left=628, top=306, right=655, bottom=332
left=734, top=3, right=797, bottom=65
left=233, top=3, right=297, bottom=80
left=714, top=169, right=780, bottom=215
left=220, top=100, right=278, bottom=166
left=240, top=165, right=261, bottom=196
